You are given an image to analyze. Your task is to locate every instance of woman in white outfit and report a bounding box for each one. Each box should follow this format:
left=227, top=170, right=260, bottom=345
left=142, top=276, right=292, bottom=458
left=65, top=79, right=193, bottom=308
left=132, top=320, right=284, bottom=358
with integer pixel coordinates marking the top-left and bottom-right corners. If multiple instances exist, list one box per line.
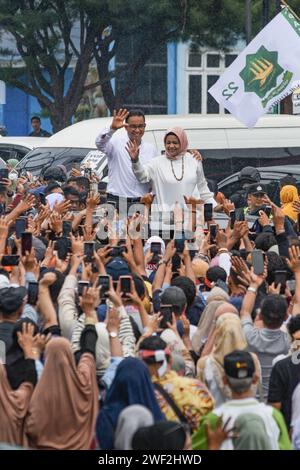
left=126, top=127, right=215, bottom=230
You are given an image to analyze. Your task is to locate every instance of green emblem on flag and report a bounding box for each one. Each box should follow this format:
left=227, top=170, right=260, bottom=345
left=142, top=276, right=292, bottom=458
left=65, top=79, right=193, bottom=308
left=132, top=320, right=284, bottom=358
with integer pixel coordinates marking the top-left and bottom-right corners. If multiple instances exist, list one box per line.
left=240, top=46, right=283, bottom=98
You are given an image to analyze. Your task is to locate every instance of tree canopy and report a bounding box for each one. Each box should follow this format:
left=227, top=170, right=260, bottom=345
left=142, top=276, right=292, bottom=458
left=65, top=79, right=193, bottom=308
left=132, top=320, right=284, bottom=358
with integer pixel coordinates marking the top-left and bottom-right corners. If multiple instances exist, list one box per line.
left=0, top=0, right=273, bottom=131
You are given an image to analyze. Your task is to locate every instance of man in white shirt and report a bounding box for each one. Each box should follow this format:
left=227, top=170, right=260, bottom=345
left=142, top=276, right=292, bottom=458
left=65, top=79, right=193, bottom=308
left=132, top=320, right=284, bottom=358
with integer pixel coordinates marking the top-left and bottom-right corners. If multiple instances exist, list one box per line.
left=95, top=108, right=157, bottom=214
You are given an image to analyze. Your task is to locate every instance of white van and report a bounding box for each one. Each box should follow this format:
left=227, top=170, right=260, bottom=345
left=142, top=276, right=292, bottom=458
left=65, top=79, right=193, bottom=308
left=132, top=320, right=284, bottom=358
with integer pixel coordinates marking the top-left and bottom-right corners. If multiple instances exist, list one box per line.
left=16, top=114, right=300, bottom=183
left=0, top=137, right=48, bottom=163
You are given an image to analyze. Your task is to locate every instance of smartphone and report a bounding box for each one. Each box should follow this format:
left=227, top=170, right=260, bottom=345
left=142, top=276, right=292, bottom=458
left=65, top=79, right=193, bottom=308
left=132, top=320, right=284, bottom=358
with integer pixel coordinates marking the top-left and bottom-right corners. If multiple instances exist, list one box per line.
left=21, top=232, right=32, bottom=256
left=39, top=192, right=47, bottom=206
left=1, top=255, right=20, bottom=266
left=204, top=203, right=213, bottom=222
left=78, top=281, right=90, bottom=297
left=274, top=270, right=287, bottom=295
left=62, top=220, right=72, bottom=238
left=172, top=253, right=181, bottom=272
left=150, top=242, right=161, bottom=255
left=15, top=218, right=27, bottom=239
left=0, top=168, right=9, bottom=180
left=160, top=304, right=173, bottom=329
left=251, top=249, right=265, bottom=275
left=84, top=242, right=95, bottom=263
left=264, top=206, right=272, bottom=218
left=27, top=281, right=39, bottom=305
left=120, top=276, right=132, bottom=297
left=286, top=279, right=296, bottom=293
left=110, top=246, right=126, bottom=257
left=175, top=238, right=185, bottom=254
left=209, top=224, right=217, bottom=243
left=98, top=275, right=110, bottom=299
left=229, top=210, right=236, bottom=230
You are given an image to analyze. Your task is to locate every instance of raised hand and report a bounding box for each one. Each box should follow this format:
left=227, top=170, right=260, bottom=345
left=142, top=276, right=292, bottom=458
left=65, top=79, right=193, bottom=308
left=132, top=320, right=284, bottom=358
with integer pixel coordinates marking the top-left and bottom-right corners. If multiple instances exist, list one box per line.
left=287, top=245, right=300, bottom=274
left=111, top=108, right=129, bottom=130
left=126, top=139, right=139, bottom=162
left=187, top=149, right=203, bottom=161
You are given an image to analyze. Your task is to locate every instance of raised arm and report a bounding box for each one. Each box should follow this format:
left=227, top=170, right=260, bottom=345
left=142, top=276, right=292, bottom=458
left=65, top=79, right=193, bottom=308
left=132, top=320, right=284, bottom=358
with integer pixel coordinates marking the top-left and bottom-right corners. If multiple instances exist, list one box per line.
left=95, top=108, right=129, bottom=153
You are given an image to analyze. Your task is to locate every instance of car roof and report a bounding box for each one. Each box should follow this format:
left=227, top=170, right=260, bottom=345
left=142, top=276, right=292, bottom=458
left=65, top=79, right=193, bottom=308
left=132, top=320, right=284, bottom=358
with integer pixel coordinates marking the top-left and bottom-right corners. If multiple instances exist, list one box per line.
left=218, top=165, right=300, bottom=188
left=0, top=137, right=48, bottom=150
left=30, top=114, right=300, bottom=149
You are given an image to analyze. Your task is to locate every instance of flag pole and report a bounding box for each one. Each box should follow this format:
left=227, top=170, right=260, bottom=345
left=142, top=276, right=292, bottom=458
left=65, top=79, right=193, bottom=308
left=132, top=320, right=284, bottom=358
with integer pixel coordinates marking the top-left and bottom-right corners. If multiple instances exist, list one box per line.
left=280, top=0, right=300, bottom=22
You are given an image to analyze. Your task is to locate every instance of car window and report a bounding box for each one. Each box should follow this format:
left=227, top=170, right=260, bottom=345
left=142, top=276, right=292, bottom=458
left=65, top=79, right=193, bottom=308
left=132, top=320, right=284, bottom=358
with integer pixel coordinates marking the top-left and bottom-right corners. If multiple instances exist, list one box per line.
left=201, top=147, right=300, bottom=182
left=17, top=147, right=92, bottom=174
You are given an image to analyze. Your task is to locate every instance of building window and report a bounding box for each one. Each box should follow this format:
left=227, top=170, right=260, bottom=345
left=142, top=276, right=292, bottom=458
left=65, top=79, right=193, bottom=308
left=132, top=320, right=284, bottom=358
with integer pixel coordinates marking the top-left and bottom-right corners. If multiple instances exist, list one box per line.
left=207, top=75, right=219, bottom=113
left=115, top=36, right=167, bottom=114
left=187, top=48, right=239, bottom=114
left=207, top=54, right=220, bottom=68
left=225, top=54, right=238, bottom=67
left=189, top=75, right=202, bottom=113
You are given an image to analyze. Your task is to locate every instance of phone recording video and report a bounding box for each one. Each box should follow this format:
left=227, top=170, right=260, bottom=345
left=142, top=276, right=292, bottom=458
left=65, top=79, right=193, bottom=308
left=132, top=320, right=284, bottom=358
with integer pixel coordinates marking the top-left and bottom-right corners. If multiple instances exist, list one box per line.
left=229, top=210, right=236, bottom=230
left=204, top=203, right=213, bottom=223
left=150, top=242, right=161, bottom=255
left=78, top=281, right=90, bottom=297
left=62, top=220, right=72, bottom=238
left=27, top=281, right=39, bottom=305
left=120, top=276, right=132, bottom=297
left=21, top=232, right=32, bottom=256
left=15, top=218, right=27, bottom=239
left=98, top=275, right=110, bottom=299
left=1, top=255, right=20, bottom=267
left=84, top=242, right=95, bottom=263
left=175, top=236, right=185, bottom=254
left=159, top=304, right=173, bottom=329
left=209, top=224, right=217, bottom=244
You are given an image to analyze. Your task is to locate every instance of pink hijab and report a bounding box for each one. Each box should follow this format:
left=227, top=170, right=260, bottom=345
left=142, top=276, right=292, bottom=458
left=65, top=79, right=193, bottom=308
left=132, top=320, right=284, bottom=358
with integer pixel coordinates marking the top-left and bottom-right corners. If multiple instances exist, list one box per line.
left=164, top=127, right=188, bottom=159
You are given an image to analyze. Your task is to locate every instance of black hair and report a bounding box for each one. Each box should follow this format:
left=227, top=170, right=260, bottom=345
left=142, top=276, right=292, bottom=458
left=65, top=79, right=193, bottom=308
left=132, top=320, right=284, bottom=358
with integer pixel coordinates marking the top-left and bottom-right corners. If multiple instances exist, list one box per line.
left=74, top=176, right=90, bottom=192
left=206, top=266, right=227, bottom=283
left=139, top=336, right=169, bottom=365
left=31, top=116, right=41, bottom=122
left=63, top=186, right=80, bottom=198
left=255, top=232, right=277, bottom=252
left=265, top=251, right=286, bottom=285
left=260, top=294, right=287, bottom=328
left=45, top=181, right=61, bottom=195
left=171, top=276, right=196, bottom=308
left=42, top=166, right=66, bottom=183
left=125, top=109, right=145, bottom=122
left=287, top=314, right=300, bottom=337
left=279, top=175, right=297, bottom=189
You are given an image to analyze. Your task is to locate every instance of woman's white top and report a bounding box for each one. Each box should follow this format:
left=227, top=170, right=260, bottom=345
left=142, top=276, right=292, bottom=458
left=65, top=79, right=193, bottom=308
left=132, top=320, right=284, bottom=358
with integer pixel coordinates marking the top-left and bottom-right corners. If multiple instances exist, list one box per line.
left=132, top=152, right=215, bottom=215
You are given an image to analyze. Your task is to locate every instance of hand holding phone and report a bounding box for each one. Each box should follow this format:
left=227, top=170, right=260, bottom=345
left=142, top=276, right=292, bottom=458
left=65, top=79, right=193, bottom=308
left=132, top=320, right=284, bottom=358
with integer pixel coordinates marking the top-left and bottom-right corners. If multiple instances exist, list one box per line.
left=15, top=218, right=27, bottom=239
left=98, top=275, right=110, bottom=299
left=21, top=232, right=33, bottom=256
left=159, top=304, right=173, bottom=329
left=119, top=276, right=132, bottom=298
left=274, top=270, right=287, bottom=295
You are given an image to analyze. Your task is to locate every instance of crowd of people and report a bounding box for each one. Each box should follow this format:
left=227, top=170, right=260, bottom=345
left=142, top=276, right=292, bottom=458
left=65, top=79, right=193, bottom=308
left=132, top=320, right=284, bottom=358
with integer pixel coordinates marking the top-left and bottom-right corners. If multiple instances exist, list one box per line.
left=0, top=108, right=300, bottom=451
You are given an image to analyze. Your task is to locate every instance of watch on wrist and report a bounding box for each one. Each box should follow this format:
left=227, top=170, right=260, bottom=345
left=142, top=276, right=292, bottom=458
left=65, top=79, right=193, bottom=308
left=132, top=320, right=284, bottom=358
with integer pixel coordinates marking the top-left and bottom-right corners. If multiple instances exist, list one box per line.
left=158, top=259, right=168, bottom=267
left=247, top=286, right=257, bottom=294
left=108, top=331, right=118, bottom=338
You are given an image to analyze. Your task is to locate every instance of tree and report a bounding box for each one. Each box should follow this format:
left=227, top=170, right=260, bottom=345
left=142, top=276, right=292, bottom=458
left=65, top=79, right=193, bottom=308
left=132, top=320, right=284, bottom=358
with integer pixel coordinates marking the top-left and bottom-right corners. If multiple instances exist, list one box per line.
left=0, top=0, right=245, bottom=131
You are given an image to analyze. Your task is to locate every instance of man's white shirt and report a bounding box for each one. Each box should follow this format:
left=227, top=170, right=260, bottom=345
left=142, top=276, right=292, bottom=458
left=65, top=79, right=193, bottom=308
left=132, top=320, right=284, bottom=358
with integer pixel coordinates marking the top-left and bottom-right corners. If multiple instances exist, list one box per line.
left=95, top=126, right=157, bottom=198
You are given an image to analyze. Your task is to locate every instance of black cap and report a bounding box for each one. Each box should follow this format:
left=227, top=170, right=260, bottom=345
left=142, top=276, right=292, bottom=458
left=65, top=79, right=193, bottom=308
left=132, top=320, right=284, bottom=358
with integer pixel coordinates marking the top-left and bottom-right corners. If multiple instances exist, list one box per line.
left=224, top=350, right=255, bottom=379
left=247, top=183, right=267, bottom=196
left=0, top=286, right=27, bottom=314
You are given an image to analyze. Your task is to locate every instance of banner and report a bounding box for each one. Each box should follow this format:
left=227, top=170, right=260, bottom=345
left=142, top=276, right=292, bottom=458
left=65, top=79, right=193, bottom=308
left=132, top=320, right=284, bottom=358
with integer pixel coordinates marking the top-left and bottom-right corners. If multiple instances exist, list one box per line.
left=209, top=7, right=300, bottom=127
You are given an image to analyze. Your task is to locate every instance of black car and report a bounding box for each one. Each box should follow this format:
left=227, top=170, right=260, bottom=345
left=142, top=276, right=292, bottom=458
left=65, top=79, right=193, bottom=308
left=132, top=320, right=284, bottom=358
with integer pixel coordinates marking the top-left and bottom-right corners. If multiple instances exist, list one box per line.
left=217, top=165, right=300, bottom=207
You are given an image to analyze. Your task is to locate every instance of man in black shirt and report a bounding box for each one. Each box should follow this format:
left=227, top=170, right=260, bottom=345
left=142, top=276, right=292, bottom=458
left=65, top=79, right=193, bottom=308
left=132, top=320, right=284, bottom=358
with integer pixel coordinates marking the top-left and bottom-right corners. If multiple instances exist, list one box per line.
left=29, top=116, right=52, bottom=137
left=268, top=315, right=300, bottom=429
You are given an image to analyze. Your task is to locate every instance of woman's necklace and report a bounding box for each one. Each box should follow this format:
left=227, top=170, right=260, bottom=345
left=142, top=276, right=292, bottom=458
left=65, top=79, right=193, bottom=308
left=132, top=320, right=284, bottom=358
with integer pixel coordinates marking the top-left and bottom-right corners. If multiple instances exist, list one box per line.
left=170, top=155, right=184, bottom=181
